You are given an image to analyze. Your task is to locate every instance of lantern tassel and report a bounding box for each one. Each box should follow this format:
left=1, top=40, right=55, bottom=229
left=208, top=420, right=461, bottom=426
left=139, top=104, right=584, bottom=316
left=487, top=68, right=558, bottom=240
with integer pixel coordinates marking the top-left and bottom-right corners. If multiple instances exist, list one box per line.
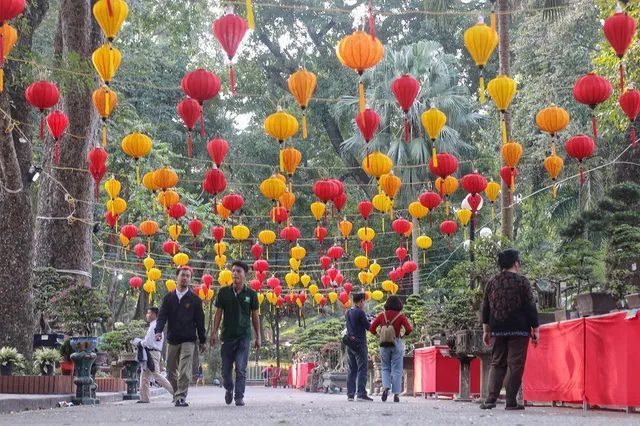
left=423, top=251, right=426, bottom=265
left=107, top=0, right=113, bottom=16
left=479, top=75, right=485, bottom=104
left=501, top=116, right=507, bottom=145
left=102, top=125, right=107, bottom=147
left=200, top=111, right=205, bottom=139
left=432, top=146, right=438, bottom=167
left=0, top=33, right=3, bottom=67
left=580, top=165, right=584, bottom=185
left=187, top=133, right=193, bottom=157
left=366, top=147, right=370, bottom=167
left=445, top=199, right=449, bottom=217
left=359, top=80, right=365, bottom=113
left=368, top=0, right=375, bottom=39
left=631, top=126, right=636, bottom=148
left=302, top=114, right=308, bottom=139
left=40, top=115, right=44, bottom=140
left=592, top=115, right=598, bottom=139
left=404, top=117, right=409, bottom=143
left=0, top=69, right=4, bottom=93
left=246, top=0, right=255, bottom=30
left=491, top=205, right=495, bottom=220
left=229, top=64, right=236, bottom=95
left=552, top=182, right=557, bottom=198
left=511, top=172, right=515, bottom=193
left=464, top=228, right=467, bottom=241
left=490, top=4, right=496, bottom=30
left=55, top=142, right=59, bottom=164
left=136, top=162, right=141, bottom=184
left=381, top=217, right=385, bottom=232
left=105, top=90, right=111, bottom=116
left=620, top=64, right=625, bottom=92
left=279, top=149, right=284, bottom=172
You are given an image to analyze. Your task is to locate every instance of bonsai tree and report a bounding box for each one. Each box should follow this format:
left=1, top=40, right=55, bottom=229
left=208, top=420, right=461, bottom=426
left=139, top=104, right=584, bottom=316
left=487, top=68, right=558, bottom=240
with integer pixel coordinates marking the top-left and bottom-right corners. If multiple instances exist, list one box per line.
left=98, top=320, right=148, bottom=363
left=50, top=283, right=112, bottom=336
left=0, top=347, right=25, bottom=376
left=33, top=348, right=61, bottom=376
left=552, top=239, right=605, bottom=297
left=31, top=268, right=74, bottom=333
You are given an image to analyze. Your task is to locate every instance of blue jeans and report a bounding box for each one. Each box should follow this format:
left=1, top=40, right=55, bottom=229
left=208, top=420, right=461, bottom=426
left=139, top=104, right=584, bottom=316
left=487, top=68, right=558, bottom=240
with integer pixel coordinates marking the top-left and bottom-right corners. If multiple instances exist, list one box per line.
left=347, top=345, right=368, bottom=397
left=221, top=338, right=250, bottom=399
left=380, top=338, right=404, bottom=394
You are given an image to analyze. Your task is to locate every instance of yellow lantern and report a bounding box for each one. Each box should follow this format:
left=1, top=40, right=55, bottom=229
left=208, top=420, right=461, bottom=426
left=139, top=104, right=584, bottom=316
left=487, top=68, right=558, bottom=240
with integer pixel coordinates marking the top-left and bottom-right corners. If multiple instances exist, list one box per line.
left=416, top=234, right=432, bottom=264
left=463, top=16, right=498, bottom=104
left=372, top=290, right=384, bottom=301
left=143, top=256, right=155, bottom=271
left=296, top=298, right=303, bottom=308
left=106, top=197, right=127, bottom=217
left=357, top=227, right=376, bottom=242
left=285, top=272, right=300, bottom=289
left=218, top=269, right=232, bottom=287
left=290, top=244, right=306, bottom=261
left=231, top=224, right=250, bottom=241
left=257, top=293, right=265, bottom=307
left=328, top=291, right=338, bottom=304
left=485, top=181, right=501, bottom=220
left=258, top=229, right=277, bottom=259
left=487, top=75, right=517, bottom=145
left=344, top=300, right=352, bottom=308
left=217, top=204, right=231, bottom=222
left=288, top=68, right=317, bottom=138
left=366, top=290, right=373, bottom=300
left=358, top=271, right=368, bottom=285
left=370, top=261, right=381, bottom=276
left=365, top=271, right=374, bottom=284
left=207, top=289, right=215, bottom=301
left=165, top=279, right=176, bottom=292
left=313, top=292, right=323, bottom=304
left=143, top=172, right=160, bottom=193
left=289, top=258, right=301, bottom=271
left=354, top=256, right=369, bottom=270
left=457, top=208, right=472, bottom=240
left=391, top=283, right=399, bottom=295
left=168, top=225, right=182, bottom=241
left=121, top=132, right=152, bottom=183
left=143, top=280, right=155, bottom=294
left=421, top=107, right=447, bottom=166
left=260, top=175, right=287, bottom=213
left=104, top=177, right=121, bottom=200
left=215, top=254, right=227, bottom=269
left=119, top=233, right=130, bottom=248
left=214, top=242, right=227, bottom=255
left=93, top=0, right=129, bottom=42
left=265, top=108, right=299, bottom=171
left=92, top=43, right=122, bottom=85
left=372, top=193, right=391, bottom=231
left=309, top=284, right=319, bottom=297
left=92, top=87, right=118, bottom=146
left=173, top=252, right=189, bottom=267
left=336, top=30, right=384, bottom=112
left=310, top=202, right=326, bottom=222
left=408, top=201, right=428, bottom=232
left=362, top=151, right=392, bottom=182
left=146, top=268, right=161, bottom=281
left=381, top=280, right=393, bottom=292
left=282, top=146, right=302, bottom=180
left=339, top=219, right=353, bottom=239
left=153, top=167, right=179, bottom=191
left=301, top=274, right=311, bottom=287
left=435, top=176, right=459, bottom=197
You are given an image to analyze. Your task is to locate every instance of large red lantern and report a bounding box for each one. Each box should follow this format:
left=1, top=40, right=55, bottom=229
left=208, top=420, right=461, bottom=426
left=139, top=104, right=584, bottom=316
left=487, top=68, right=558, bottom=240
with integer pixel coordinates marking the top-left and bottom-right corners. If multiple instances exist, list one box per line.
left=211, top=226, right=225, bottom=243
left=270, top=206, right=289, bottom=224
left=313, top=179, right=339, bottom=204
left=280, top=224, right=300, bottom=243
left=603, top=6, right=636, bottom=91
left=565, top=134, right=595, bottom=185
left=202, top=168, right=227, bottom=206
left=392, top=218, right=411, bottom=237
left=315, top=226, right=328, bottom=248
left=327, top=244, right=344, bottom=260
left=88, top=147, right=108, bottom=201
left=461, top=171, right=488, bottom=195
left=251, top=243, right=264, bottom=260
left=429, top=152, right=458, bottom=183
left=439, top=220, right=458, bottom=250
left=207, top=138, right=229, bottom=167
left=163, top=240, right=179, bottom=256
left=188, top=218, right=203, bottom=251
left=181, top=69, right=221, bottom=139
left=355, top=108, right=380, bottom=163
left=130, top=277, right=142, bottom=289
left=500, top=166, right=518, bottom=205
left=168, top=202, right=187, bottom=220
left=573, top=72, right=613, bottom=139
left=46, top=110, right=68, bottom=164
left=419, top=191, right=441, bottom=228
left=222, top=193, right=244, bottom=221
left=333, top=192, right=347, bottom=213
left=253, top=259, right=269, bottom=273
left=25, top=80, right=60, bottom=140
left=391, top=74, right=421, bottom=143
left=619, top=89, right=640, bottom=147
left=213, top=8, right=248, bottom=95
left=177, top=98, right=201, bottom=157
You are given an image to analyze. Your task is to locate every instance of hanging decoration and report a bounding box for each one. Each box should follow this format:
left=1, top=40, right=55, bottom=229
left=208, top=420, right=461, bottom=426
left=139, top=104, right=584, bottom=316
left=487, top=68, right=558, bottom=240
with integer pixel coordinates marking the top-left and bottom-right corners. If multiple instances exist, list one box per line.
left=139, top=219, right=158, bottom=253
left=565, top=135, right=595, bottom=185
left=92, top=87, right=118, bottom=146
left=485, top=180, right=500, bottom=220
left=88, top=147, right=108, bottom=201
left=457, top=208, right=472, bottom=240
left=187, top=220, right=202, bottom=251
left=421, top=107, right=446, bottom=166
left=434, top=176, right=458, bottom=216
left=416, top=234, right=432, bottom=265
left=288, top=68, right=317, bottom=138
left=487, top=75, right=517, bottom=145
left=207, top=138, right=229, bottom=167
left=213, top=7, right=248, bottom=94
left=603, top=4, right=636, bottom=91
left=499, top=166, right=518, bottom=205
left=619, top=88, right=640, bottom=147
left=362, top=151, right=392, bottom=191
left=177, top=98, right=201, bottom=157
left=258, top=229, right=276, bottom=259
left=203, top=168, right=227, bottom=209
left=92, top=43, right=122, bottom=88
left=221, top=193, right=244, bottom=225
left=573, top=72, right=613, bottom=139
left=44, top=110, right=67, bottom=164
left=439, top=220, right=458, bottom=250
left=380, top=172, right=401, bottom=219
left=264, top=107, right=299, bottom=171
left=419, top=191, right=441, bottom=228
left=121, top=132, right=152, bottom=183
left=461, top=171, right=487, bottom=227
left=282, top=146, right=302, bottom=191
left=356, top=108, right=380, bottom=165
left=463, top=16, right=498, bottom=104
left=0, top=23, right=17, bottom=92
left=336, top=30, right=384, bottom=112
left=25, top=80, right=60, bottom=140
left=407, top=201, right=428, bottom=233
left=501, top=140, right=523, bottom=193
left=261, top=174, right=287, bottom=222
left=544, top=147, right=564, bottom=198
left=391, top=74, right=421, bottom=143
left=429, top=152, right=458, bottom=215
left=536, top=105, right=570, bottom=153
left=92, top=0, right=129, bottom=42
left=181, top=69, right=221, bottom=139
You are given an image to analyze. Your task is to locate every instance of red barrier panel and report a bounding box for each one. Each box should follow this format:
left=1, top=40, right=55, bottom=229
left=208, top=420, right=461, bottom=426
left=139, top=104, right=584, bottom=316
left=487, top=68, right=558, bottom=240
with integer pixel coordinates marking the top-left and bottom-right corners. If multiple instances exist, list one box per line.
left=585, top=312, right=640, bottom=408
left=287, top=366, right=294, bottom=387
left=523, top=318, right=585, bottom=403
left=296, top=362, right=315, bottom=389
left=414, top=346, right=480, bottom=396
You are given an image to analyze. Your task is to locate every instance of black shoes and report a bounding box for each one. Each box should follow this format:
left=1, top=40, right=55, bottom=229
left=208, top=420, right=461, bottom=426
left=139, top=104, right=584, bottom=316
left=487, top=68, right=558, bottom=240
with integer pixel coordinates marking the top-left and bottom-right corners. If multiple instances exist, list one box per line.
left=505, top=404, right=525, bottom=411
left=347, top=395, right=354, bottom=402
left=235, top=398, right=245, bottom=406
left=394, top=394, right=400, bottom=403
left=175, top=398, right=189, bottom=407
left=136, top=400, right=150, bottom=404
left=357, top=394, right=373, bottom=402
left=381, top=388, right=389, bottom=402
left=225, top=391, right=233, bottom=405
left=480, top=402, right=497, bottom=409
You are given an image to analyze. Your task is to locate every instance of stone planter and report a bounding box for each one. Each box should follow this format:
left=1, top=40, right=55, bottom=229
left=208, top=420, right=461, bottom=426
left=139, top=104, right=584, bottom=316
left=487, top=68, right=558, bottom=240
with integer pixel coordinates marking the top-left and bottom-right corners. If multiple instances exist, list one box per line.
left=70, top=349, right=98, bottom=405
left=576, top=293, right=617, bottom=317
left=122, top=360, right=140, bottom=400
left=39, top=363, right=55, bottom=376
left=625, top=293, right=640, bottom=309
left=110, top=363, right=124, bottom=379
left=0, top=364, right=13, bottom=376
left=118, top=353, right=137, bottom=363
left=321, top=372, right=347, bottom=394
left=538, top=312, right=557, bottom=325
left=554, top=310, right=579, bottom=322
left=402, top=355, right=414, bottom=396
left=70, top=336, right=98, bottom=353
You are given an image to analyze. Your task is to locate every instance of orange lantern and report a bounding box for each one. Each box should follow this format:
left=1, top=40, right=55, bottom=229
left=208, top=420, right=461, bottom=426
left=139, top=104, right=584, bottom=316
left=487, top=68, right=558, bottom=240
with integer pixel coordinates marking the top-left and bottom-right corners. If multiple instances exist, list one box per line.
left=288, top=68, right=317, bottom=138
left=380, top=172, right=401, bottom=219
left=92, top=87, right=118, bottom=146
left=140, top=219, right=159, bottom=252
left=0, top=24, right=18, bottom=92
left=121, top=132, right=152, bottom=183
left=279, top=190, right=295, bottom=214
left=536, top=105, right=570, bottom=151
left=153, top=167, right=179, bottom=191
left=264, top=108, right=298, bottom=171
left=544, top=146, right=564, bottom=198
left=501, top=140, right=522, bottom=192
left=339, top=218, right=353, bottom=252
left=281, top=146, right=302, bottom=191
left=435, top=176, right=458, bottom=216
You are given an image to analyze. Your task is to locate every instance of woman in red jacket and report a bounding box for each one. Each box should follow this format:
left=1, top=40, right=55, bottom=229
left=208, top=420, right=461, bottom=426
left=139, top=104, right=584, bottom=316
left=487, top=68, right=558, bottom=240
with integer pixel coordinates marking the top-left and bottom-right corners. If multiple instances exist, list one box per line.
left=369, top=295, right=412, bottom=402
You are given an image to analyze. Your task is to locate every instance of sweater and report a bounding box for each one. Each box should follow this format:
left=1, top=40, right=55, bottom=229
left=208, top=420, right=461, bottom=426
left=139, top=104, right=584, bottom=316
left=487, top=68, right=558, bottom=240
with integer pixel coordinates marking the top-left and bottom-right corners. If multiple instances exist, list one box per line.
left=345, top=307, right=371, bottom=345
left=482, top=271, right=540, bottom=337
left=370, top=310, right=412, bottom=339
left=155, top=290, right=206, bottom=345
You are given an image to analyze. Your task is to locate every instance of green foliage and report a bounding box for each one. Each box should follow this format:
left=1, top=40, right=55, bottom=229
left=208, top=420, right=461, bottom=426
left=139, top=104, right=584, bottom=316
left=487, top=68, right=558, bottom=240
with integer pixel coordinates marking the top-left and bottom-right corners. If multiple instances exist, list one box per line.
left=553, top=239, right=605, bottom=294
left=291, top=318, right=343, bottom=356
left=98, top=320, right=148, bottom=361
left=59, top=340, right=73, bottom=362
left=440, top=290, right=481, bottom=333
left=31, top=268, right=75, bottom=330
left=0, top=347, right=25, bottom=369
left=33, top=348, right=61, bottom=370
left=50, top=284, right=112, bottom=336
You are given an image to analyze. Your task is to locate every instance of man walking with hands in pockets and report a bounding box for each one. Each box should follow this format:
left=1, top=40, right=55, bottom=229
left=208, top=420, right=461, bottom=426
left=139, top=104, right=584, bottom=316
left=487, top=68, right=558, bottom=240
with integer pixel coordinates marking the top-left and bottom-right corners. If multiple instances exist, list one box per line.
left=211, top=261, right=261, bottom=407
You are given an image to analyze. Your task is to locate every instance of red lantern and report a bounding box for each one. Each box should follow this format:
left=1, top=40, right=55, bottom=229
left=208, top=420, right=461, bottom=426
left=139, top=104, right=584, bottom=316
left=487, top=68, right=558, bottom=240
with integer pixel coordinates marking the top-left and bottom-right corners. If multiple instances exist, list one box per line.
left=319, top=296, right=328, bottom=307
left=358, top=200, right=373, bottom=221
left=250, top=279, right=262, bottom=291
left=104, top=211, right=117, bottom=229
left=256, top=271, right=267, bottom=283
left=212, top=8, right=248, bottom=94
left=328, top=178, right=345, bottom=197
left=203, top=169, right=227, bottom=206
left=319, top=255, right=331, bottom=270
left=429, top=152, right=458, bottom=180
left=603, top=7, right=636, bottom=91
left=389, top=269, right=398, bottom=282
left=355, top=109, right=380, bottom=163
left=396, top=265, right=406, bottom=279
left=500, top=166, right=518, bottom=205
left=253, top=259, right=269, bottom=273
left=251, top=243, right=264, bottom=260
left=280, top=224, right=300, bottom=242
left=313, top=179, right=339, bottom=204
left=333, top=192, right=347, bottom=213
left=360, top=240, right=373, bottom=255
left=267, top=276, right=280, bottom=289
left=391, top=74, right=421, bottom=143
left=25, top=80, right=60, bottom=140
left=396, top=246, right=407, bottom=261
left=188, top=218, right=203, bottom=251
left=222, top=193, right=244, bottom=214
left=314, top=226, right=328, bottom=243
left=212, top=226, right=225, bottom=243
left=327, top=267, right=338, bottom=281
left=338, top=292, right=349, bottom=305
left=121, top=224, right=138, bottom=241
left=274, top=286, right=282, bottom=297
left=46, top=110, right=68, bottom=164
left=207, top=138, right=229, bottom=167
left=298, top=293, right=307, bottom=305
left=565, top=134, right=595, bottom=184
left=88, top=147, right=108, bottom=201
left=403, top=260, right=417, bottom=273
left=335, top=273, right=344, bottom=286
left=461, top=171, right=488, bottom=195
left=270, top=206, right=289, bottom=224
left=439, top=220, right=457, bottom=250
left=320, top=275, right=331, bottom=289
left=129, top=277, right=142, bottom=289
left=177, top=98, right=201, bottom=157
left=619, top=89, right=640, bottom=147
left=134, top=243, right=146, bottom=259
left=276, top=296, right=285, bottom=307
left=573, top=73, right=613, bottom=139
left=202, top=274, right=214, bottom=287
left=327, top=244, right=344, bottom=260
left=392, top=218, right=411, bottom=236
left=181, top=69, right=221, bottom=138
left=169, top=203, right=187, bottom=220
left=419, top=191, right=441, bottom=228
left=284, top=294, right=292, bottom=305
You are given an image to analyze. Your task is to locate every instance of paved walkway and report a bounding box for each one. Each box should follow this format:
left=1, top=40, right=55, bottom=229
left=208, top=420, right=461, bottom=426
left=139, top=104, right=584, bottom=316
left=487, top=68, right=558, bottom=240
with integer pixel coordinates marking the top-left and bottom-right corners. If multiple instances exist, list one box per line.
left=0, top=387, right=637, bottom=425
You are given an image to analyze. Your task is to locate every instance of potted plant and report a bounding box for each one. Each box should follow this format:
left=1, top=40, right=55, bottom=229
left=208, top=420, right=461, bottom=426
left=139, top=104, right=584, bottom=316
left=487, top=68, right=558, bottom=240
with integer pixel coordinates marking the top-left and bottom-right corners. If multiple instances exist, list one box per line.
left=0, top=347, right=25, bottom=376
left=33, top=348, right=61, bottom=376
left=59, top=340, right=74, bottom=375
left=99, top=320, right=147, bottom=364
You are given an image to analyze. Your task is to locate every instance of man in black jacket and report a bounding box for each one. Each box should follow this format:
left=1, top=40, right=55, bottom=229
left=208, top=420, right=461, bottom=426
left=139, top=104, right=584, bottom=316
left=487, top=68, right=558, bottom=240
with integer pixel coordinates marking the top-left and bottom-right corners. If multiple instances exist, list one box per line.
left=155, top=266, right=206, bottom=407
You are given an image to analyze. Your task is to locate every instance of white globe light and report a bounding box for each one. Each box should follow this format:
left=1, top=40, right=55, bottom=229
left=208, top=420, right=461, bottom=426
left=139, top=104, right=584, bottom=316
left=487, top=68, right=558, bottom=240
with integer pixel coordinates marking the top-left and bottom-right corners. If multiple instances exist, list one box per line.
left=479, top=227, right=493, bottom=238
left=461, top=193, right=483, bottom=211
left=463, top=240, right=471, bottom=251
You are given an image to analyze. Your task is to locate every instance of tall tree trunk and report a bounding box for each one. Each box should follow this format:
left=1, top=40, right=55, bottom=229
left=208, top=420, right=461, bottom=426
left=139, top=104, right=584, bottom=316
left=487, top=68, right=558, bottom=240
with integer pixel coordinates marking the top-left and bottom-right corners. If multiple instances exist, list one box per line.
left=498, top=0, right=513, bottom=241
left=0, top=0, right=50, bottom=358
left=33, top=0, right=101, bottom=286
left=411, top=216, right=419, bottom=295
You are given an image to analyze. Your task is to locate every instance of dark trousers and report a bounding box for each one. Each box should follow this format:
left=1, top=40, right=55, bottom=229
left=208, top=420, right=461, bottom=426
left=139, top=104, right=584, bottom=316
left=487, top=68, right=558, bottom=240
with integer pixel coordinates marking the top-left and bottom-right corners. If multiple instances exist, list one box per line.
left=487, top=335, right=529, bottom=406
left=346, top=345, right=368, bottom=397
left=221, top=338, right=250, bottom=399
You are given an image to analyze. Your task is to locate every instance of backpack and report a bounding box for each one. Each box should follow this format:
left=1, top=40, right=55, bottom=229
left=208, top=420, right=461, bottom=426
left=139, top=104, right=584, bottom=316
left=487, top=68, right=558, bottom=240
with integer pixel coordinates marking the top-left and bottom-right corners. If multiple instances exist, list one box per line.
left=379, top=312, right=400, bottom=345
